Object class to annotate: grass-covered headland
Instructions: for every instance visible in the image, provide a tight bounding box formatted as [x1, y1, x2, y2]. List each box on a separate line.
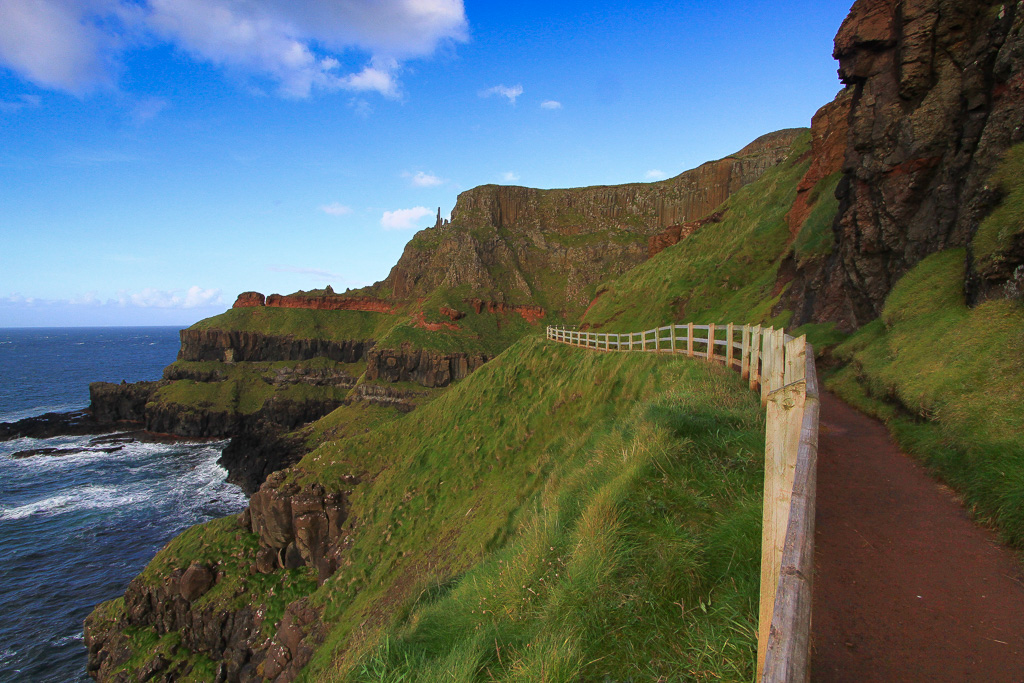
[93, 336, 769, 681]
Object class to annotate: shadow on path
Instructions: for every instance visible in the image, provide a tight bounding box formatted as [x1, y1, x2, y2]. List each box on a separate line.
[811, 392, 1024, 682]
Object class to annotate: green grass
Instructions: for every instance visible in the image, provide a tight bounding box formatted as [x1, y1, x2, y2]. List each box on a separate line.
[826, 248, 1024, 547]
[581, 132, 813, 333]
[90, 335, 768, 682]
[191, 306, 394, 341]
[793, 171, 841, 265]
[260, 336, 769, 682]
[973, 142, 1024, 270]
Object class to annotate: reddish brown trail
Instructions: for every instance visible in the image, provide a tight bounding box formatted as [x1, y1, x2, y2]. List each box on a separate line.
[811, 392, 1024, 683]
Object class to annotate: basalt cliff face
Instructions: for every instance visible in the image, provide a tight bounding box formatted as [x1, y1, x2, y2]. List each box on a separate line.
[379, 129, 803, 313]
[792, 0, 1024, 329]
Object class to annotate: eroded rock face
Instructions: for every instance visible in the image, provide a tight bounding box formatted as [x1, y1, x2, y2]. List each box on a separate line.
[233, 292, 266, 308]
[248, 472, 355, 582]
[647, 211, 725, 258]
[799, 0, 1024, 329]
[85, 564, 262, 683]
[88, 381, 166, 424]
[366, 344, 491, 388]
[178, 329, 371, 363]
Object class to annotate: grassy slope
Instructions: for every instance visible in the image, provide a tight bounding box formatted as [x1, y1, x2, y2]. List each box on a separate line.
[111, 337, 768, 682]
[190, 299, 559, 358]
[827, 248, 1024, 547]
[973, 142, 1024, 270]
[294, 337, 766, 682]
[581, 133, 812, 334]
[152, 358, 365, 415]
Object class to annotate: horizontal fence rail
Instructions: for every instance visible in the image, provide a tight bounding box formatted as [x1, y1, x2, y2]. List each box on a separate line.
[547, 323, 819, 683]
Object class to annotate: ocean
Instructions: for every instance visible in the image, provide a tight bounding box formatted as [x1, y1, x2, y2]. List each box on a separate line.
[0, 327, 248, 682]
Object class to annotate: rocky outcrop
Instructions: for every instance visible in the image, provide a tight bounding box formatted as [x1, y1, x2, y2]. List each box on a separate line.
[233, 291, 266, 308]
[231, 291, 394, 314]
[794, 0, 1024, 329]
[0, 409, 116, 441]
[464, 298, 546, 323]
[247, 472, 355, 582]
[786, 91, 852, 238]
[178, 329, 371, 363]
[89, 380, 166, 424]
[366, 344, 491, 388]
[647, 211, 726, 258]
[379, 130, 804, 312]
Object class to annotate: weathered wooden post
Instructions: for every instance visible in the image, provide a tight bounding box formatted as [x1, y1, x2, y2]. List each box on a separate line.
[757, 377, 807, 680]
[707, 323, 716, 363]
[741, 325, 751, 379]
[671, 324, 677, 353]
[687, 323, 694, 357]
[761, 327, 774, 405]
[726, 323, 735, 368]
[750, 325, 762, 392]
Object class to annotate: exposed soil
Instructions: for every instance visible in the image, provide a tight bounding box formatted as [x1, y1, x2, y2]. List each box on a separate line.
[812, 392, 1024, 682]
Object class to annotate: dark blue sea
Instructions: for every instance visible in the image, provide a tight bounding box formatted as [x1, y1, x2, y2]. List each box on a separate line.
[0, 328, 247, 682]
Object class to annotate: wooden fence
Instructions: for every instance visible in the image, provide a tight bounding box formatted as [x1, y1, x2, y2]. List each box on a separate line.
[546, 323, 820, 683]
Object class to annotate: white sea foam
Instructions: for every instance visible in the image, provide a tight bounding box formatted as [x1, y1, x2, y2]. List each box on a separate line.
[0, 484, 147, 521]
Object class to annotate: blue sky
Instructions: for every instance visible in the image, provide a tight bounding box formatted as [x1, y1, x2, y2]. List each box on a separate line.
[0, 0, 853, 327]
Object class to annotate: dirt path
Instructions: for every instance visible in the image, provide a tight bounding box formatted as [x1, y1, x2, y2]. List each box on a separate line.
[811, 392, 1024, 683]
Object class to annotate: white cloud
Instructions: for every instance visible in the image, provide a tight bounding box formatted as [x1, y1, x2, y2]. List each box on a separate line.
[125, 285, 223, 308]
[131, 96, 169, 123]
[480, 83, 522, 105]
[268, 265, 344, 279]
[0, 93, 42, 113]
[381, 206, 433, 230]
[645, 169, 666, 180]
[501, 171, 520, 183]
[540, 100, 561, 110]
[2, 286, 224, 309]
[0, 0, 468, 98]
[407, 171, 444, 187]
[320, 202, 353, 216]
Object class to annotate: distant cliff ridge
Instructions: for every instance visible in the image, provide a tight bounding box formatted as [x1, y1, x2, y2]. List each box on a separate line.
[378, 128, 805, 312]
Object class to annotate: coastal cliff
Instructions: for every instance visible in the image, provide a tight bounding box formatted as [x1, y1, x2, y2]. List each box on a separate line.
[791, 0, 1024, 329]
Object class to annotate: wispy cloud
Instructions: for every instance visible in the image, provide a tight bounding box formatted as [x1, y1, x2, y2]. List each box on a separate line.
[268, 265, 344, 279]
[130, 96, 169, 124]
[320, 202, 353, 216]
[480, 83, 523, 105]
[0, 0, 468, 99]
[540, 100, 561, 110]
[645, 169, 666, 180]
[0, 94, 41, 113]
[2, 286, 224, 309]
[381, 206, 433, 230]
[501, 171, 520, 183]
[405, 171, 445, 187]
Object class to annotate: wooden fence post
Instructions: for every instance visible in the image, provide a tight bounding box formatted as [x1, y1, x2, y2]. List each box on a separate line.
[750, 325, 762, 392]
[671, 324, 677, 354]
[761, 327, 774, 405]
[741, 325, 751, 379]
[784, 336, 806, 384]
[707, 323, 716, 362]
[773, 329, 786, 392]
[687, 323, 694, 358]
[757, 379, 807, 680]
[726, 323, 735, 368]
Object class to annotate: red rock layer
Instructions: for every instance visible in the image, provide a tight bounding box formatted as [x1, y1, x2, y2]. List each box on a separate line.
[646, 211, 725, 258]
[232, 291, 266, 308]
[231, 291, 395, 314]
[786, 91, 852, 237]
[464, 298, 546, 324]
